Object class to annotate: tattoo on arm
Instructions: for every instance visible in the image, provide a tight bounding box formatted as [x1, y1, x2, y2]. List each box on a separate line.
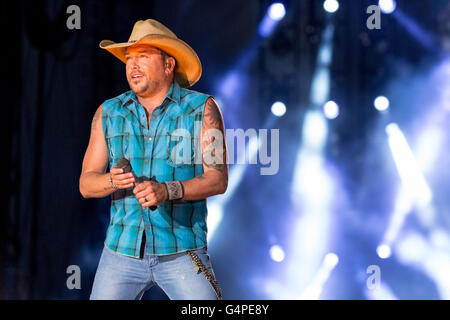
[203, 98, 224, 130]
[202, 157, 225, 173]
[202, 98, 228, 175]
[91, 108, 101, 131]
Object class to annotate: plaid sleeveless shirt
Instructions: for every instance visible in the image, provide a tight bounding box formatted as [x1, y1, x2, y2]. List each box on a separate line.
[101, 81, 210, 257]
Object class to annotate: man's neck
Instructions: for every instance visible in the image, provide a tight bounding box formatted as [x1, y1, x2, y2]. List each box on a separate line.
[136, 81, 172, 112]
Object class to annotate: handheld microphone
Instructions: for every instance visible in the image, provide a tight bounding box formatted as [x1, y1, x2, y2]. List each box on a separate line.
[115, 157, 157, 211]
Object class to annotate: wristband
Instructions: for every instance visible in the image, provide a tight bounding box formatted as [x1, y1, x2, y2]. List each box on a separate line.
[164, 181, 184, 200]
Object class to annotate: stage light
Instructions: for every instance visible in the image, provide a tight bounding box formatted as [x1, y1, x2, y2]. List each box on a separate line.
[311, 69, 330, 106]
[323, 0, 339, 13]
[378, 123, 436, 269]
[378, 0, 396, 14]
[374, 96, 390, 111]
[278, 16, 336, 300]
[268, 2, 286, 21]
[259, 2, 286, 37]
[393, 4, 435, 50]
[385, 123, 432, 206]
[271, 101, 286, 117]
[395, 232, 428, 264]
[377, 243, 392, 259]
[220, 71, 242, 99]
[270, 245, 285, 262]
[323, 100, 339, 119]
[299, 252, 340, 299]
[394, 229, 450, 299]
[302, 111, 328, 150]
[324, 252, 339, 268]
[415, 126, 443, 173]
[310, 24, 335, 105]
[207, 201, 224, 242]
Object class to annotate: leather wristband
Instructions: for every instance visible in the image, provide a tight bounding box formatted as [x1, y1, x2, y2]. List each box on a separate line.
[163, 181, 184, 200]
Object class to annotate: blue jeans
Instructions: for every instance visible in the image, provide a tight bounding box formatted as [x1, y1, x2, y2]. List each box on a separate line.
[90, 245, 221, 300]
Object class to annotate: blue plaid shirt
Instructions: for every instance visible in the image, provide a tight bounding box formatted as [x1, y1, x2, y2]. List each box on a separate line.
[101, 81, 210, 257]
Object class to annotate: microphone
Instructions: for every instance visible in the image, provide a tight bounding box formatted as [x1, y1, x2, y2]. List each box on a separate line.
[115, 157, 157, 211]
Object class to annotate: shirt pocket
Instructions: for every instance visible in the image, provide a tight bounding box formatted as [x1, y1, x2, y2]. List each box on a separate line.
[105, 132, 130, 161]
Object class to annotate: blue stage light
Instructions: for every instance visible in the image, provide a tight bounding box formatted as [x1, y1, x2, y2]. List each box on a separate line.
[271, 101, 286, 117]
[377, 244, 392, 259]
[268, 2, 286, 21]
[259, 2, 286, 37]
[323, 100, 339, 119]
[378, 0, 396, 14]
[323, 0, 339, 13]
[270, 245, 285, 262]
[374, 96, 390, 111]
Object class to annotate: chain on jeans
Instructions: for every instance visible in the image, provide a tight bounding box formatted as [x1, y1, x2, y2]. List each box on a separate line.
[186, 250, 223, 300]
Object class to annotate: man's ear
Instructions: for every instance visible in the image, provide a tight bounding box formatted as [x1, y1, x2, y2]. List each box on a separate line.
[166, 57, 176, 74]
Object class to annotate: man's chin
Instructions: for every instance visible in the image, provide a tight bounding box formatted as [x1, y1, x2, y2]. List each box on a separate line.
[129, 84, 148, 96]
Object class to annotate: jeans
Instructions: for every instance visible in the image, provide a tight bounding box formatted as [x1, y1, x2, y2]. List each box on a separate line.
[90, 245, 220, 300]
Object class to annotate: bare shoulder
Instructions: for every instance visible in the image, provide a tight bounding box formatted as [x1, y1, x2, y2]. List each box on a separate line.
[203, 97, 224, 130]
[91, 104, 103, 132]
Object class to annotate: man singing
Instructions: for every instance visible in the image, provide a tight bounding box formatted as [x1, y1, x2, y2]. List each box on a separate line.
[79, 19, 228, 300]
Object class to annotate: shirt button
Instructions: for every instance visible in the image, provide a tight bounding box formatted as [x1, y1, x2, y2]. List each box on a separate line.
[148, 137, 152, 141]
[145, 159, 149, 163]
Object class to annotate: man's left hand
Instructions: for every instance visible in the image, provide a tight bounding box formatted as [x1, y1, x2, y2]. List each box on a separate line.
[133, 181, 167, 208]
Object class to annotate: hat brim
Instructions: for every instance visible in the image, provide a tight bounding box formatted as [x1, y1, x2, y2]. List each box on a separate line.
[99, 34, 202, 88]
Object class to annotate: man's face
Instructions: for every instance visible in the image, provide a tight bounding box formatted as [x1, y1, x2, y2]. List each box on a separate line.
[125, 45, 168, 97]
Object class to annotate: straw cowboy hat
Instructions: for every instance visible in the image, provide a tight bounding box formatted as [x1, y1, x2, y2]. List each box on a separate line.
[99, 19, 202, 88]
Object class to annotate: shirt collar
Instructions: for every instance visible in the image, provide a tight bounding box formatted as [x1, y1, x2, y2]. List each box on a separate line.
[125, 80, 181, 107]
[166, 80, 181, 105]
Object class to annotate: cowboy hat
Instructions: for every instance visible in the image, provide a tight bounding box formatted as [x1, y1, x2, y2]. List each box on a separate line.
[99, 19, 202, 88]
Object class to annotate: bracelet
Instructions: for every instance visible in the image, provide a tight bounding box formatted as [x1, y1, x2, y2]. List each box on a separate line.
[109, 173, 117, 189]
[163, 181, 184, 200]
[162, 183, 169, 201]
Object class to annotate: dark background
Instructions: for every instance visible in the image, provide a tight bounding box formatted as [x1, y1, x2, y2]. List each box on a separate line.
[2, 0, 450, 299]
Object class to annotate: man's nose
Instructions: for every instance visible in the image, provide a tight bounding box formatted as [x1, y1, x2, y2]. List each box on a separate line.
[128, 63, 140, 74]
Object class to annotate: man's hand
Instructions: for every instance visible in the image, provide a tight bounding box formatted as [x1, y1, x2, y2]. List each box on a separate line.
[133, 181, 168, 208]
[109, 167, 136, 189]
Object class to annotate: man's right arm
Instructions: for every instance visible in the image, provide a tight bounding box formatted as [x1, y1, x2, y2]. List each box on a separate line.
[79, 105, 135, 198]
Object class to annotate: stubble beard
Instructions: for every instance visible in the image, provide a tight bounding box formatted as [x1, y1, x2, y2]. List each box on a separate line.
[129, 77, 161, 98]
